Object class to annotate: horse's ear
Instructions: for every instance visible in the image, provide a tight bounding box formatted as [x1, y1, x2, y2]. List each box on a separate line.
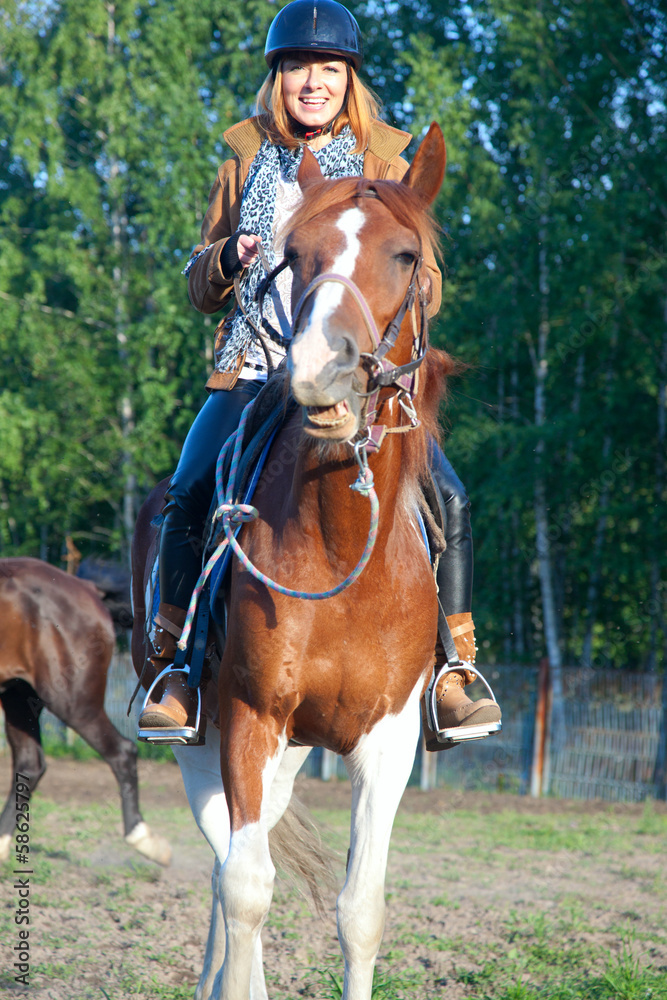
[298, 146, 323, 190]
[401, 122, 446, 205]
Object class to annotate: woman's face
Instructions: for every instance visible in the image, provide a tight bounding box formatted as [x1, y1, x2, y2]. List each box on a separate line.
[281, 53, 348, 129]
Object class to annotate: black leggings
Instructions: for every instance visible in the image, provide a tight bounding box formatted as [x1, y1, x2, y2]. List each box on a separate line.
[160, 384, 473, 617]
[159, 381, 263, 610]
[430, 444, 473, 616]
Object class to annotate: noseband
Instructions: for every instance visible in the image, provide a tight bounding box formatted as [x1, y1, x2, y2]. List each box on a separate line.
[254, 217, 430, 454]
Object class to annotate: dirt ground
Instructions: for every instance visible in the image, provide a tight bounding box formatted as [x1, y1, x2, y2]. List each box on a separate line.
[24, 753, 667, 817]
[1, 755, 666, 999]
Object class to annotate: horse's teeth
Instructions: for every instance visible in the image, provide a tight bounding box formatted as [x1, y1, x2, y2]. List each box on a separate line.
[307, 401, 350, 428]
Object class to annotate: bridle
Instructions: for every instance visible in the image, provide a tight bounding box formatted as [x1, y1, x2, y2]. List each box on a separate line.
[248, 192, 431, 454]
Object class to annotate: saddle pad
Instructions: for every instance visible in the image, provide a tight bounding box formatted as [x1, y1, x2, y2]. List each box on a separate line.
[209, 423, 281, 623]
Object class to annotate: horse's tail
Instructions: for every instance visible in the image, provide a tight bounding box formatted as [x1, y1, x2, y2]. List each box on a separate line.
[269, 794, 339, 917]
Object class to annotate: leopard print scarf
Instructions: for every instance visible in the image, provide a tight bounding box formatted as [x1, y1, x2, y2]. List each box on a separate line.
[216, 127, 364, 374]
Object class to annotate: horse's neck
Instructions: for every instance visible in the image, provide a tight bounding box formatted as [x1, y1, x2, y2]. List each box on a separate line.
[294, 435, 408, 538]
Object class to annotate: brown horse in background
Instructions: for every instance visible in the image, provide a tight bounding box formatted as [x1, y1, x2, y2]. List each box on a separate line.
[0, 557, 170, 866]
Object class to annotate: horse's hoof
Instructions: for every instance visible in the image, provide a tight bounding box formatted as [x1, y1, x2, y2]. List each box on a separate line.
[0, 833, 11, 864]
[125, 821, 172, 867]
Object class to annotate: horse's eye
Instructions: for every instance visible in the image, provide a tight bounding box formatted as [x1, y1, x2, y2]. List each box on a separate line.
[286, 251, 299, 269]
[395, 252, 417, 267]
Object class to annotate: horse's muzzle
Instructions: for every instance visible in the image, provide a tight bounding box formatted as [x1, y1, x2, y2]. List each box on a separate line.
[288, 321, 361, 438]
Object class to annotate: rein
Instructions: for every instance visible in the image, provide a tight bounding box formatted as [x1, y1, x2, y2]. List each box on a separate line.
[233, 243, 292, 378]
[177, 405, 380, 652]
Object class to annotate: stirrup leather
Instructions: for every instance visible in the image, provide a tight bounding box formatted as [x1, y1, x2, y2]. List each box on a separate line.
[425, 662, 502, 747]
[137, 665, 205, 746]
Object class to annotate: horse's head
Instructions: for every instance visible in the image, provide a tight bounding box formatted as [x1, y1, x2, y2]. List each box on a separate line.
[285, 123, 446, 442]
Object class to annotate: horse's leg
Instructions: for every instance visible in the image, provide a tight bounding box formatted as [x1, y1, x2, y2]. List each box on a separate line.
[217, 713, 288, 1000]
[172, 729, 231, 1000]
[0, 682, 45, 864]
[58, 704, 170, 865]
[338, 682, 423, 1000]
[173, 731, 308, 1000]
[265, 744, 312, 827]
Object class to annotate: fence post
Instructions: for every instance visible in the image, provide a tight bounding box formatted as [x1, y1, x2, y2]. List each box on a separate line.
[420, 735, 437, 791]
[530, 657, 550, 797]
[321, 748, 337, 781]
[653, 675, 667, 800]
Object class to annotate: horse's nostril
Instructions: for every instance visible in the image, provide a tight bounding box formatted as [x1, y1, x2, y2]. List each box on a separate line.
[343, 336, 357, 365]
[337, 333, 359, 372]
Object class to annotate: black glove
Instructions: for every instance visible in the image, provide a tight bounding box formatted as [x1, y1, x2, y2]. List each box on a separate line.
[220, 229, 257, 279]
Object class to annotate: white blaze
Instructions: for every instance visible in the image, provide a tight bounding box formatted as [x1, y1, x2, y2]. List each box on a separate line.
[290, 206, 365, 390]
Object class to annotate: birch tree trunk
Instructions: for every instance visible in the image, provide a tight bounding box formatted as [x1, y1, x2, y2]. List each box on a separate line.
[532, 198, 566, 773]
[581, 317, 619, 667]
[107, 2, 137, 567]
[648, 292, 667, 670]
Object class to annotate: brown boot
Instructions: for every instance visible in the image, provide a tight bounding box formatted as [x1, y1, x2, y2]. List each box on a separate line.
[138, 604, 198, 730]
[423, 613, 501, 751]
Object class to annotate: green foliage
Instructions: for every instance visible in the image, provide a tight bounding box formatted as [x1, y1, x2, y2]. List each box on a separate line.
[41, 732, 175, 762]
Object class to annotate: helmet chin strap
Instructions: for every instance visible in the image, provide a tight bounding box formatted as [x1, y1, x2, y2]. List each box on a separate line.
[291, 116, 336, 141]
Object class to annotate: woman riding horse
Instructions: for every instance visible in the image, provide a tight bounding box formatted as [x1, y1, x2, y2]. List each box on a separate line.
[138, 0, 501, 744]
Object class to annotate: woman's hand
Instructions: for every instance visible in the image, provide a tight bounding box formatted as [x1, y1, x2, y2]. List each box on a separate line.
[237, 233, 261, 268]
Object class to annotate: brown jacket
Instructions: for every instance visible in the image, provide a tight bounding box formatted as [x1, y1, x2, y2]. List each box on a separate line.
[185, 117, 442, 390]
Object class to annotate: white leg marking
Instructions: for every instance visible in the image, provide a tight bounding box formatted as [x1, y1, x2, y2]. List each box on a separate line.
[124, 820, 171, 866]
[174, 733, 311, 1000]
[218, 737, 288, 1000]
[173, 730, 232, 1000]
[290, 207, 366, 388]
[338, 680, 423, 1000]
[173, 729, 230, 860]
[0, 832, 11, 864]
[265, 744, 312, 830]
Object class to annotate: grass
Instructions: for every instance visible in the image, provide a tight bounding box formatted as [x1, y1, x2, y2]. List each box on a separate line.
[390, 803, 667, 858]
[42, 731, 176, 762]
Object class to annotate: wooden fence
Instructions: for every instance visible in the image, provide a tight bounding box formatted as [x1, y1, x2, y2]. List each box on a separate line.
[549, 670, 664, 802]
[2, 655, 665, 802]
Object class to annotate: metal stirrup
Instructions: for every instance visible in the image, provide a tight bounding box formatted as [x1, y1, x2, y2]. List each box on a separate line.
[425, 662, 502, 746]
[137, 665, 203, 746]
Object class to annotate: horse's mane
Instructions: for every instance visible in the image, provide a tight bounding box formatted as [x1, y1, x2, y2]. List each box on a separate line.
[401, 347, 456, 487]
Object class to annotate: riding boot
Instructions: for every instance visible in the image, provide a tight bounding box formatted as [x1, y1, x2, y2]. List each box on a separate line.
[138, 603, 199, 729]
[423, 613, 502, 751]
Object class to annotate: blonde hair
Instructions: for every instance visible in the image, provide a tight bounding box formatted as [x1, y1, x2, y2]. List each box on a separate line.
[255, 58, 381, 154]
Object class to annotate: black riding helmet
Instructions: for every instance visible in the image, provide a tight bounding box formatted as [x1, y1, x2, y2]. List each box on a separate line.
[264, 0, 363, 73]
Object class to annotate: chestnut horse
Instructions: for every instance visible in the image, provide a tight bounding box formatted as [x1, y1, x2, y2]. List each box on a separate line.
[131, 123, 450, 999]
[0, 558, 170, 866]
